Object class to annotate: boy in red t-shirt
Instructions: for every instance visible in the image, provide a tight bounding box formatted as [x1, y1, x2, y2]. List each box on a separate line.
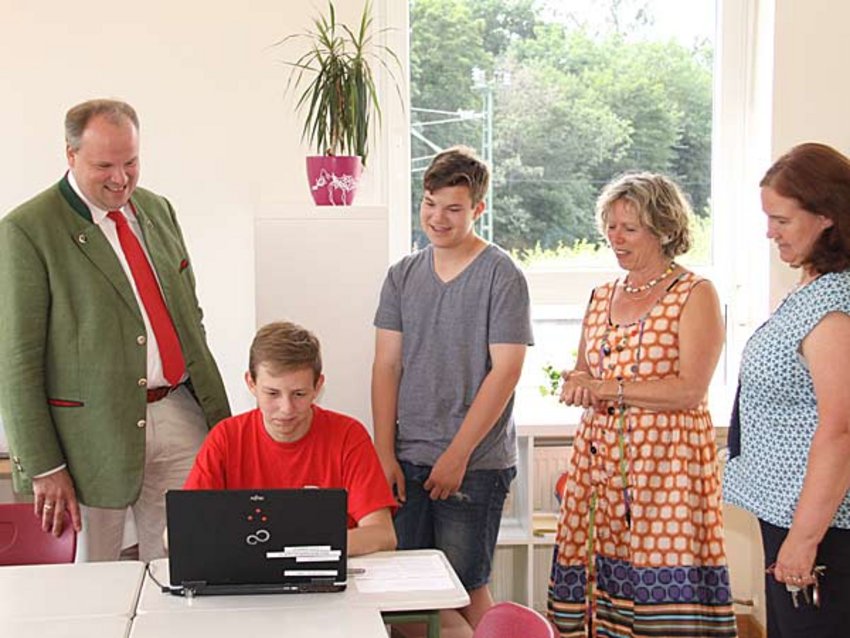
[184, 321, 397, 556]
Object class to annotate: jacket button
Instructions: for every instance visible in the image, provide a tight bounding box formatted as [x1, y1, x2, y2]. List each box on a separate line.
[137, 419, 146, 428]
[137, 335, 146, 345]
[138, 378, 147, 387]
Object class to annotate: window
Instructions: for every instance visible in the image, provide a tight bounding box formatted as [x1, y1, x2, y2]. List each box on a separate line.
[406, 0, 769, 424]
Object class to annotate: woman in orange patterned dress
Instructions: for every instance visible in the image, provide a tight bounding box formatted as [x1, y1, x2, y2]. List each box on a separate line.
[547, 173, 737, 638]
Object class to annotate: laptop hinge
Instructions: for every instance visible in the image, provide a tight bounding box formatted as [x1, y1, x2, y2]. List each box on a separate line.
[179, 580, 208, 598]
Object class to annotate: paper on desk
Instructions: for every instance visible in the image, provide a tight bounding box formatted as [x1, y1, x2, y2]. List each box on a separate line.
[353, 555, 455, 593]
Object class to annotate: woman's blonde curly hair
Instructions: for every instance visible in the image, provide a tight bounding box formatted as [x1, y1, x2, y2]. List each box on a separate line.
[596, 172, 694, 258]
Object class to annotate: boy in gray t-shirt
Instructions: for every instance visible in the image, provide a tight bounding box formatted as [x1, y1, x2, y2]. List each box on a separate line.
[372, 145, 532, 632]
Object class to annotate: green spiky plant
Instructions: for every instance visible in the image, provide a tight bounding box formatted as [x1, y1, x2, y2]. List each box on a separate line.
[275, 0, 401, 166]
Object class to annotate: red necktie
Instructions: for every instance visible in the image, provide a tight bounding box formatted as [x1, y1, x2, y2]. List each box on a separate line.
[108, 210, 186, 386]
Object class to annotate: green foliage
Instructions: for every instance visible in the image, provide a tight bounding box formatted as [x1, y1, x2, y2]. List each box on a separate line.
[470, 0, 538, 57]
[511, 212, 713, 269]
[539, 363, 562, 396]
[680, 210, 712, 266]
[512, 238, 610, 270]
[410, 0, 489, 113]
[275, 0, 401, 165]
[410, 0, 714, 254]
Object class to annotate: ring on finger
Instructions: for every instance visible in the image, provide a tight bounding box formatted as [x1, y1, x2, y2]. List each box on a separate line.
[44, 503, 55, 511]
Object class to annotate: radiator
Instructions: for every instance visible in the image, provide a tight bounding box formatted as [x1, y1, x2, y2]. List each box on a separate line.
[533, 445, 572, 512]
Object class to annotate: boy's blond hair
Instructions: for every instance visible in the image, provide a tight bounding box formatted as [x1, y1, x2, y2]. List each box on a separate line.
[249, 321, 322, 384]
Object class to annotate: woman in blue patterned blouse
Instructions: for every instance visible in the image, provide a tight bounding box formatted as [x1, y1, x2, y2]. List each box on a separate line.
[723, 143, 850, 637]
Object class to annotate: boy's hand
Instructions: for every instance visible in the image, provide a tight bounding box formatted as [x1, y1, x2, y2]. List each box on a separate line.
[424, 448, 468, 500]
[378, 452, 407, 504]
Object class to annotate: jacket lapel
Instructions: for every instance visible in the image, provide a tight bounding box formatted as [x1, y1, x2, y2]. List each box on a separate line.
[58, 176, 143, 322]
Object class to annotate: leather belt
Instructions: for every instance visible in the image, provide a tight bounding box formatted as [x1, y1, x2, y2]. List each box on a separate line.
[146, 384, 180, 403]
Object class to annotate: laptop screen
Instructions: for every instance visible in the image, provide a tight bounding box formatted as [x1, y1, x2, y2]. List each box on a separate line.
[166, 488, 348, 595]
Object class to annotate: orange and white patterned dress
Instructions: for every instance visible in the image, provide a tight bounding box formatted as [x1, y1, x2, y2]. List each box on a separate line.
[548, 272, 737, 638]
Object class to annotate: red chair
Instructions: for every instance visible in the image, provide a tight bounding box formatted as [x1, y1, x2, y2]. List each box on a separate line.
[0, 502, 76, 565]
[473, 602, 556, 638]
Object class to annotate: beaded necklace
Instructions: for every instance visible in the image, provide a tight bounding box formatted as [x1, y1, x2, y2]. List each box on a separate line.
[623, 261, 676, 294]
[596, 317, 645, 523]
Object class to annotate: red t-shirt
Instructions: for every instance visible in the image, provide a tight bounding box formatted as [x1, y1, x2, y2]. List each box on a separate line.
[184, 405, 396, 528]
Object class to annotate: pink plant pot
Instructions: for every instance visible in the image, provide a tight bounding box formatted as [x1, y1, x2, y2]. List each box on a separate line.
[306, 156, 363, 206]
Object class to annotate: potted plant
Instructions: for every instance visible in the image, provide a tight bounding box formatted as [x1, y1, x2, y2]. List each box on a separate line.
[276, 0, 400, 206]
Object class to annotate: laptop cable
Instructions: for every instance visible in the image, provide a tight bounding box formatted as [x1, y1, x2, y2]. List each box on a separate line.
[145, 561, 188, 597]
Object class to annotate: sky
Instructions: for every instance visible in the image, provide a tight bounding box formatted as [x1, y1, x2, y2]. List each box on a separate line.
[540, 0, 716, 46]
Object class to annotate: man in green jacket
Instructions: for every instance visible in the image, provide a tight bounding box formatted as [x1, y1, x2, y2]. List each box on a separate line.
[0, 99, 230, 562]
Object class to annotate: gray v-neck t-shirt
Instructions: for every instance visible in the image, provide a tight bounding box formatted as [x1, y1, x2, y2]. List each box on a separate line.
[374, 244, 533, 470]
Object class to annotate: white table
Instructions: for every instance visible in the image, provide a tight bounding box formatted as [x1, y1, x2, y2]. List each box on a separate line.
[3, 616, 131, 638]
[137, 550, 469, 638]
[350, 550, 470, 638]
[0, 560, 145, 620]
[130, 606, 386, 638]
[349, 549, 470, 613]
[137, 549, 468, 615]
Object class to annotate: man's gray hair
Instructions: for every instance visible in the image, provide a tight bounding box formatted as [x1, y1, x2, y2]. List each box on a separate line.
[65, 99, 139, 151]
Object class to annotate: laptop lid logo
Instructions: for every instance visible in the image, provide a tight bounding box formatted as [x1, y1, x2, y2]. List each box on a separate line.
[246, 529, 270, 545]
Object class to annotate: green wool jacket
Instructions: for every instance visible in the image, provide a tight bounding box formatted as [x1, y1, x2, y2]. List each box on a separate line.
[0, 176, 231, 507]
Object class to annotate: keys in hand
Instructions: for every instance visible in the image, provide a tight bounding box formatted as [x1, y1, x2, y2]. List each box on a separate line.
[783, 564, 826, 609]
[785, 583, 801, 608]
[811, 565, 825, 608]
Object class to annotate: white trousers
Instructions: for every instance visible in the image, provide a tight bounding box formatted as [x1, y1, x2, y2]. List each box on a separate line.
[74, 386, 208, 563]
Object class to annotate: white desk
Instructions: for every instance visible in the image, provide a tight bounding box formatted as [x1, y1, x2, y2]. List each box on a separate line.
[130, 606, 387, 638]
[4, 616, 131, 638]
[137, 549, 468, 615]
[0, 561, 145, 620]
[349, 550, 470, 613]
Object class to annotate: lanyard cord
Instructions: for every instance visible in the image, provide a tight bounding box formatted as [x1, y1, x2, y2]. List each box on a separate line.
[585, 310, 646, 628]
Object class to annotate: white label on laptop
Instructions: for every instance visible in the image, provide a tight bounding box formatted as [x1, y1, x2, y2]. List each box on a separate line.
[284, 569, 338, 577]
[285, 545, 332, 554]
[266, 546, 341, 561]
[294, 553, 341, 562]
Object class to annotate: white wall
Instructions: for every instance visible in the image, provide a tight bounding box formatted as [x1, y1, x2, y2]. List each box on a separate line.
[254, 206, 390, 426]
[768, 0, 850, 304]
[0, 0, 400, 415]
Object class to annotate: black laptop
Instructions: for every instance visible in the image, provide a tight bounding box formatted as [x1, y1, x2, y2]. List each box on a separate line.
[165, 488, 348, 597]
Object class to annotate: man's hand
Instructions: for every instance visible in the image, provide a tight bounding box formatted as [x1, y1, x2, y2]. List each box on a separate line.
[32, 469, 82, 537]
[424, 448, 469, 500]
[378, 451, 407, 504]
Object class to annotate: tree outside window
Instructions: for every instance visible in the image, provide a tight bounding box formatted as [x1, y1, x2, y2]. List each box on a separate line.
[410, 0, 714, 269]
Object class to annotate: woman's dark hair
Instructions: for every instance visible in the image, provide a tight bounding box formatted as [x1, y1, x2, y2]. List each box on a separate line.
[761, 142, 850, 273]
